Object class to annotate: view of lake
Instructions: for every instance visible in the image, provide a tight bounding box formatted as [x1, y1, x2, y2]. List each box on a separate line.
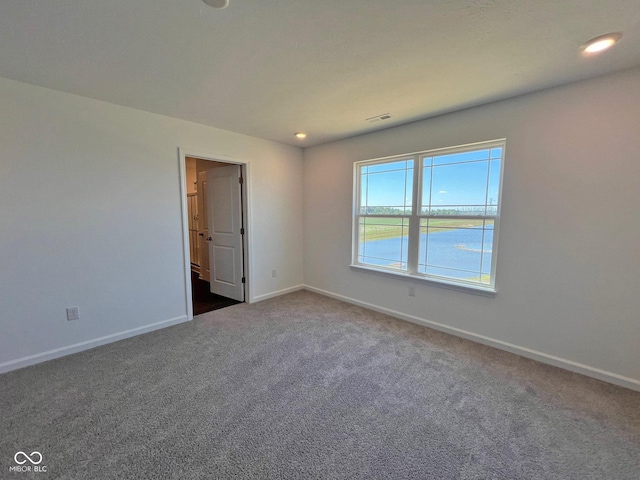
[359, 226, 493, 281]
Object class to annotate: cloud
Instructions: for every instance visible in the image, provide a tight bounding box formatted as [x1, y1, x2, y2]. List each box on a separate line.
[438, 190, 447, 194]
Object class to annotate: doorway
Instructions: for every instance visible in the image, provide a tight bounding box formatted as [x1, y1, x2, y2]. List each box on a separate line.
[182, 153, 248, 317]
[190, 270, 241, 315]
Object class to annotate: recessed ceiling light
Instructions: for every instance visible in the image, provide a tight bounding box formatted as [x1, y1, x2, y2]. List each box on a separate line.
[203, 0, 229, 8]
[581, 32, 622, 54]
[294, 132, 307, 139]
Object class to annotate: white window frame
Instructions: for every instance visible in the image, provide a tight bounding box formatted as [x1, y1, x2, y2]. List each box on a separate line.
[351, 139, 506, 294]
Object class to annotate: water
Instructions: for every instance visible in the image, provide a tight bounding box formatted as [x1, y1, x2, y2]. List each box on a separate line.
[359, 227, 493, 281]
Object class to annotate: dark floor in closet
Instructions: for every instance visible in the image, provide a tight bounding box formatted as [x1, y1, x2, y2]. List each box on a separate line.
[191, 271, 241, 315]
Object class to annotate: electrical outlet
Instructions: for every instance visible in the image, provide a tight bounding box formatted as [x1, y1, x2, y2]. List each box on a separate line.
[408, 286, 416, 297]
[66, 307, 80, 321]
[272, 269, 277, 277]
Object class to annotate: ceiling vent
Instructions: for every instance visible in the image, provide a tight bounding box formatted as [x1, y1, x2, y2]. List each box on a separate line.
[366, 113, 393, 123]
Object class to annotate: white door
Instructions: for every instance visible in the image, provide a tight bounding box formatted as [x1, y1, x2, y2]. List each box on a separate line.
[196, 171, 210, 282]
[207, 164, 245, 301]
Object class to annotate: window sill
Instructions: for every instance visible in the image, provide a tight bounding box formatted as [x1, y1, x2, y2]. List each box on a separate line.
[349, 264, 497, 297]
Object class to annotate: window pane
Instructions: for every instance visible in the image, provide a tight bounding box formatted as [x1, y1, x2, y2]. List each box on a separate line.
[486, 159, 501, 212]
[418, 219, 493, 284]
[429, 161, 489, 215]
[480, 220, 494, 278]
[359, 159, 413, 215]
[360, 170, 368, 214]
[433, 149, 490, 166]
[358, 217, 409, 270]
[421, 159, 432, 214]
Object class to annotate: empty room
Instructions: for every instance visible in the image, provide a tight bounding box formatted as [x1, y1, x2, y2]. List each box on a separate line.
[1, 1, 639, 479]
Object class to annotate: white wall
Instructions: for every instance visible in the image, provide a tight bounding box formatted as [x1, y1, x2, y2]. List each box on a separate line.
[0, 77, 304, 371]
[303, 67, 640, 389]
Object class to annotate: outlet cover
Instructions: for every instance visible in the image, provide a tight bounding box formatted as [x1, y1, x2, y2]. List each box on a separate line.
[66, 307, 80, 321]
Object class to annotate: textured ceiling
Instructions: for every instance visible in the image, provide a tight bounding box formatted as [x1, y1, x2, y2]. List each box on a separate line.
[1, 0, 639, 146]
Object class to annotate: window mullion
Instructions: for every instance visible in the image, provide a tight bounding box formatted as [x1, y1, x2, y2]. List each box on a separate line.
[406, 156, 421, 274]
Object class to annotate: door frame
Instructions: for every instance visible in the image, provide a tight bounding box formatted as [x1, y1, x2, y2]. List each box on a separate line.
[178, 148, 252, 320]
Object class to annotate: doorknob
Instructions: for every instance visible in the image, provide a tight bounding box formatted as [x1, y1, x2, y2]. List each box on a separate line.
[198, 233, 204, 237]
[205, 237, 212, 242]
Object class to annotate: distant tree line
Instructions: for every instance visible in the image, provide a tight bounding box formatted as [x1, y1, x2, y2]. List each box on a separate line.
[430, 207, 489, 216]
[362, 206, 406, 215]
[363, 206, 489, 216]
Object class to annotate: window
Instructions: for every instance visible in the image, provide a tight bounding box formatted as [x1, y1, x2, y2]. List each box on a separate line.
[353, 140, 505, 292]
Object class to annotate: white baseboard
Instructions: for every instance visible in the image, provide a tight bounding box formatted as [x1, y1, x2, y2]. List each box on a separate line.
[251, 284, 305, 303]
[303, 285, 640, 392]
[0, 315, 190, 374]
[1, 282, 306, 373]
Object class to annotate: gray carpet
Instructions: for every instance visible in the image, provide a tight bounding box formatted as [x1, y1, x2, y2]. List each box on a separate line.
[1, 291, 639, 479]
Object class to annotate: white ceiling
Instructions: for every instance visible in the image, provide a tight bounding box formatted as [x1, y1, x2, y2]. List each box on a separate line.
[1, 0, 639, 147]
